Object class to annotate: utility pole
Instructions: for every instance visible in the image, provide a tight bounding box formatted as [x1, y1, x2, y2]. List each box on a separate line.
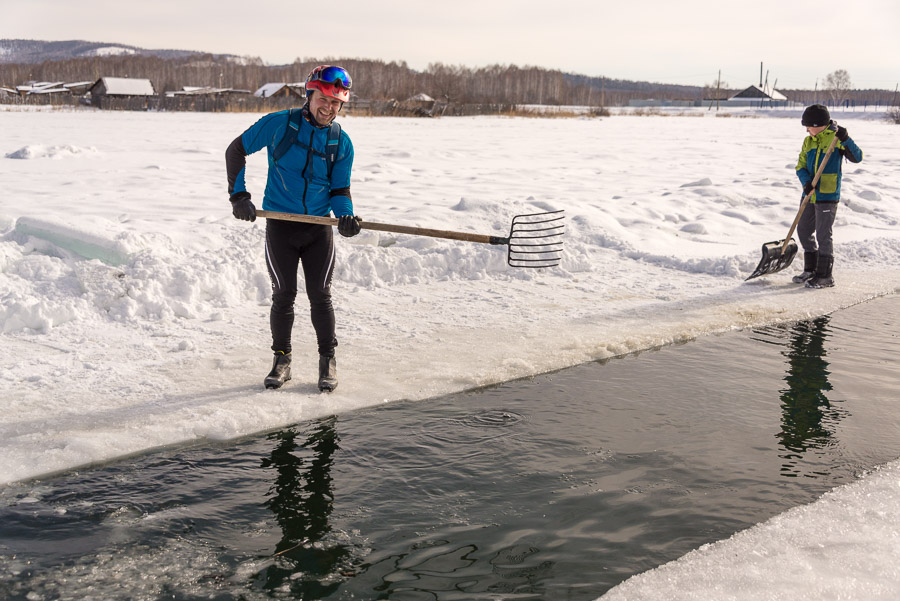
[716, 69, 721, 111]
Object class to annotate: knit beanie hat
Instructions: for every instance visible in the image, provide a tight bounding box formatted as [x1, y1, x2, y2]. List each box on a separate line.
[801, 104, 831, 127]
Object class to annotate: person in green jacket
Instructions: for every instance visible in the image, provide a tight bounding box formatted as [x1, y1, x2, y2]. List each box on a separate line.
[793, 104, 863, 288]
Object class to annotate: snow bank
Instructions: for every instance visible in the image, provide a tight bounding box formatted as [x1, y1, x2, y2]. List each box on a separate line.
[1, 110, 899, 487]
[5, 144, 97, 159]
[600, 459, 900, 600]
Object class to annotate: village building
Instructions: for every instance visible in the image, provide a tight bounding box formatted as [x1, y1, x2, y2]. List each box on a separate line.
[14, 81, 64, 97]
[28, 84, 71, 98]
[726, 84, 790, 107]
[163, 85, 253, 111]
[63, 81, 94, 95]
[253, 82, 306, 99]
[88, 77, 156, 110]
[400, 92, 437, 116]
[168, 86, 252, 97]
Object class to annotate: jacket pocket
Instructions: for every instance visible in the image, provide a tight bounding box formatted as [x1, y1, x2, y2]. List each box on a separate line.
[819, 173, 838, 194]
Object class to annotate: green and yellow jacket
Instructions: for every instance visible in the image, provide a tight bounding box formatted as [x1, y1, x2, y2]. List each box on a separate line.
[796, 127, 863, 203]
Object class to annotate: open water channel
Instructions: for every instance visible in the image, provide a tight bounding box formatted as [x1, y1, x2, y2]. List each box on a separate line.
[1, 294, 899, 600]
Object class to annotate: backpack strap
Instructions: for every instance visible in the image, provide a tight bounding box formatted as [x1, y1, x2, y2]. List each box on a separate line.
[272, 109, 343, 180]
[325, 121, 342, 179]
[272, 108, 303, 162]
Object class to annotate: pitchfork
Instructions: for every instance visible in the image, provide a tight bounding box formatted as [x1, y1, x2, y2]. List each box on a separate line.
[256, 209, 565, 268]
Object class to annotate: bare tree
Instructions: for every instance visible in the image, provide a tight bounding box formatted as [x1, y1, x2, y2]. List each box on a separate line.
[702, 75, 729, 100]
[426, 62, 465, 103]
[824, 69, 852, 107]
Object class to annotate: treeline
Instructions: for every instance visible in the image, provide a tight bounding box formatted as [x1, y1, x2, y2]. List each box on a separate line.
[0, 53, 709, 106]
[3, 53, 897, 108]
[780, 88, 899, 108]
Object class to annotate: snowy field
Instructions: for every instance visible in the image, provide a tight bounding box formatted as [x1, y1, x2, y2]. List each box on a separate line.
[2, 106, 900, 598]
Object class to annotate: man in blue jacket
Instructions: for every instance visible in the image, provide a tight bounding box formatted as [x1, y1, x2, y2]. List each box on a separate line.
[225, 65, 361, 391]
[794, 104, 863, 288]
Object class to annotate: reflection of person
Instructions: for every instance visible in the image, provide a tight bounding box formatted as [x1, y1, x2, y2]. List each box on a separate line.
[776, 316, 844, 474]
[793, 104, 863, 288]
[260, 417, 347, 596]
[225, 65, 362, 391]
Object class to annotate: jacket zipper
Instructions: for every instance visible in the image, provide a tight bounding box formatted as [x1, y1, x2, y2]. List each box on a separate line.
[811, 132, 826, 197]
[300, 127, 315, 214]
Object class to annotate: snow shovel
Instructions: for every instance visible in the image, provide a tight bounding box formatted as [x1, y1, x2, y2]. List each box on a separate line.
[256, 209, 565, 268]
[745, 134, 839, 281]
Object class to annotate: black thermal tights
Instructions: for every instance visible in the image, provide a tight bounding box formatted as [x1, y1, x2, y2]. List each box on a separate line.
[265, 219, 337, 357]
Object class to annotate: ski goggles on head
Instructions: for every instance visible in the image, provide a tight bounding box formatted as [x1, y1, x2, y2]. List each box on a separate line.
[313, 66, 352, 89]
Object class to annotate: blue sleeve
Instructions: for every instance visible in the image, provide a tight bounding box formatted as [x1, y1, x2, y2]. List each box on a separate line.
[241, 111, 286, 155]
[841, 138, 863, 164]
[230, 111, 288, 194]
[329, 134, 355, 217]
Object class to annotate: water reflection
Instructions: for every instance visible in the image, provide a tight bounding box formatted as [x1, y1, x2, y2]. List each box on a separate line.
[257, 416, 349, 596]
[776, 316, 847, 477]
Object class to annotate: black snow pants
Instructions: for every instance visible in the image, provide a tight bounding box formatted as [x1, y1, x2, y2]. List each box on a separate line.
[265, 218, 337, 357]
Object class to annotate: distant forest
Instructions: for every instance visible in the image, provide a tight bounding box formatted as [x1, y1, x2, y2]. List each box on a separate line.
[2, 52, 896, 108]
[1, 53, 715, 106]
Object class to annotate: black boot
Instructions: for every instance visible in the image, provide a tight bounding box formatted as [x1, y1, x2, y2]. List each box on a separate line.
[806, 254, 834, 288]
[264, 352, 292, 389]
[318, 354, 337, 392]
[792, 251, 818, 283]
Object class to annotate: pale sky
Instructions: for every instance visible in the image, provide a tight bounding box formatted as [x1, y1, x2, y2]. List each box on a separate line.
[3, 0, 899, 89]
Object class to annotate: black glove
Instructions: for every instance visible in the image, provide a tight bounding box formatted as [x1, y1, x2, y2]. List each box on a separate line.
[230, 192, 256, 222]
[802, 182, 815, 198]
[828, 120, 849, 142]
[835, 125, 849, 142]
[338, 215, 362, 237]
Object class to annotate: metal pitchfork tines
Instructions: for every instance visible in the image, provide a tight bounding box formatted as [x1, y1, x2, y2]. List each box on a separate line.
[498, 210, 566, 268]
[256, 208, 566, 269]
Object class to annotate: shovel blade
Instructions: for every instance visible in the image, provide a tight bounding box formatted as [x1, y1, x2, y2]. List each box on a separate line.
[745, 239, 799, 281]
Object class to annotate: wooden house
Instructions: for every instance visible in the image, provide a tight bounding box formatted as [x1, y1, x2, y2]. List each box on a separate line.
[64, 81, 94, 95]
[88, 77, 155, 110]
[400, 93, 437, 116]
[254, 83, 306, 99]
[164, 86, 253, 111]
[728, 85, 788, 106]
[15, 81, 63, 97]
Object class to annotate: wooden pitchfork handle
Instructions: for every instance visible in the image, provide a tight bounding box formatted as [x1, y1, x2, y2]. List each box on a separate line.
[256, 209, 507, 245]
[779, 133, 839, 254]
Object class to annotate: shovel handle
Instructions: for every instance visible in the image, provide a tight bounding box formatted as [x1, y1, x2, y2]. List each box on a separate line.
[781, 134, 840, 253]
[256, 209, 502, 245]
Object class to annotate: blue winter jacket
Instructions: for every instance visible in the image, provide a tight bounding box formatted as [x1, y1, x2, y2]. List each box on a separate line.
[795, 127, 863, 203]
[228, 108, 354, 216]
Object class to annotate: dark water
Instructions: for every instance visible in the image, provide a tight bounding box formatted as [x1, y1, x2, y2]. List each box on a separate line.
[2, 295, 900, 601]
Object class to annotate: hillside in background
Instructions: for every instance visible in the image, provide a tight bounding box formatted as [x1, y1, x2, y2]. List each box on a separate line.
[0, 38, 252, 64]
